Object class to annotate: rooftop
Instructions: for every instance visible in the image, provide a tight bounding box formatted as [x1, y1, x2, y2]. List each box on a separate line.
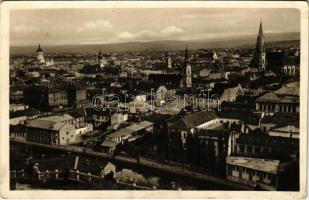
[107, 121, 153, 139]
[168, 111, 218, 130]
[227, 156, 280, 174]
[236, 133, 299, 148]
[26, 119, 67, 131]
[274, 82, 299, 96]
[101, 140, 120, 148]
[261, 113, 299, 126]
[41, 114, 73, 122]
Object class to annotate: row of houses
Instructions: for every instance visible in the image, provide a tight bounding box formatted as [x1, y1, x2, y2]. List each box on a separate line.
[10, 110, 94, 145]
[164, 108, 299, 190]
[101, 121, 154, 154]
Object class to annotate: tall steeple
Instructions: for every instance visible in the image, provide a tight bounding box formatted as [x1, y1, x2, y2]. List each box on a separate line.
[184, 45, 189, 62]
[259, 19, 264, 35]
[251, 19, 266, 71]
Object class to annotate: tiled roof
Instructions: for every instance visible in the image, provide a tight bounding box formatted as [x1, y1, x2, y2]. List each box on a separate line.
[107, 121, 153, 139]
[257, 92, 298, 103]
[26, 119, 73, 131]
[67, 110, 85, 118]
[10, 108, 41, 119]
[261, 113, 298, 125]
[101, 140, 119, 148]
[10, 124, 26, 133]
[270, 124, 299, 133]
[168, 111, 218, 130]
[236, 133, 299, 148]
[216, 110, 259, 121]
[42, 114, 73, 122]
[274, 82, 299, 96]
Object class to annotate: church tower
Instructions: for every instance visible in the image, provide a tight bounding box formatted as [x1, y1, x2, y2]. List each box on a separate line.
[252, 20, 266, 71]
[181, 46, 192, 88]
[167, 57, 172, 69]
[97, 51, 105, 68]
[36, 44, 45, 65]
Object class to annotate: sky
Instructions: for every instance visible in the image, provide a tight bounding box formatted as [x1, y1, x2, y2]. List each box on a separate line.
[10, 8, 300, 46]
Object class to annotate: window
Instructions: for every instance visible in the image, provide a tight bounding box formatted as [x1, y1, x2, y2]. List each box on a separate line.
[263, 173, 269, 179]
[239, 145, 244, 153]
[255, 147, 260, 154]
[247, 146, 252, 154]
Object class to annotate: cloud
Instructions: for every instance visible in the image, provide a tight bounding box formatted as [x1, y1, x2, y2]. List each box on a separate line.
[161, 26, 183, 35]
[182, 14, 198, 19]
[13, 25, 40, 33]
[117, 26, 184, 42]
[118, 29, 157, 41]
[118, 31, 134, 39]
[76, 20, 114, 33]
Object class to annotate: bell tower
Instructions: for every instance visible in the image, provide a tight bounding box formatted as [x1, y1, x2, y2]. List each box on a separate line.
[36, 44, 45, 65]
[97, 51, 105, 68]
[181, 46, 192, 88]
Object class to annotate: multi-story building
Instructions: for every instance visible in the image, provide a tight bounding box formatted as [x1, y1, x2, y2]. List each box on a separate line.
[101, 121, 153, 154]
[226, 156, 281, 190]
[231, 133, 299, 160]
[255, 82, 299, 113]
[25, 118, 76, 145]
[167, 111, 219, 144]
[260, 112, 299, 135]
[24, 85, 68, 111]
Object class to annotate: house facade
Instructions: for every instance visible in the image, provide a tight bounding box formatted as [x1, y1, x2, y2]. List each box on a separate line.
[226, 156, 281, 191]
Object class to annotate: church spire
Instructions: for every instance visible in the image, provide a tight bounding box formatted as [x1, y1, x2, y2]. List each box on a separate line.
[37, 44, 43, 52]
[252, 20, 266, 71]
[184, 45, 189, 62]
[259, 19, 263, 35]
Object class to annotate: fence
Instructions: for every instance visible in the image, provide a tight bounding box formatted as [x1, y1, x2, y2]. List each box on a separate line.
[11, 138, 252, 190]
[10, 169, 154, 190]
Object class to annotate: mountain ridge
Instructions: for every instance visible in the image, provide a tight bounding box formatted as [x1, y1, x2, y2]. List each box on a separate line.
[10, 32, 300, 55]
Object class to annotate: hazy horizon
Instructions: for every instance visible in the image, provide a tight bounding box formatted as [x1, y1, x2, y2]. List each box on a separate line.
[10, 8, 300, 46]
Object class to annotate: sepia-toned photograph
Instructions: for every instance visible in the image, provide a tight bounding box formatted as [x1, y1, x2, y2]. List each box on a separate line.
[0, 1, 308, 199]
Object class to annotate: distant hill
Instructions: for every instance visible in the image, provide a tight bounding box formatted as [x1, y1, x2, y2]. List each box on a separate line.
[10, 32, 300, 55]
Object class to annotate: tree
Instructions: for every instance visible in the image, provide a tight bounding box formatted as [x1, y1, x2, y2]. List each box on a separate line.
[185, 134, 194, 164]
[206, 139, 216, 173]
[192, 135, 201, 166]
[216, 133, 226, 176]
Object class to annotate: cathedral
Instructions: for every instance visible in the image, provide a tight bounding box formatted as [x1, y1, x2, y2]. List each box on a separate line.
[251, 20, 266, 71]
